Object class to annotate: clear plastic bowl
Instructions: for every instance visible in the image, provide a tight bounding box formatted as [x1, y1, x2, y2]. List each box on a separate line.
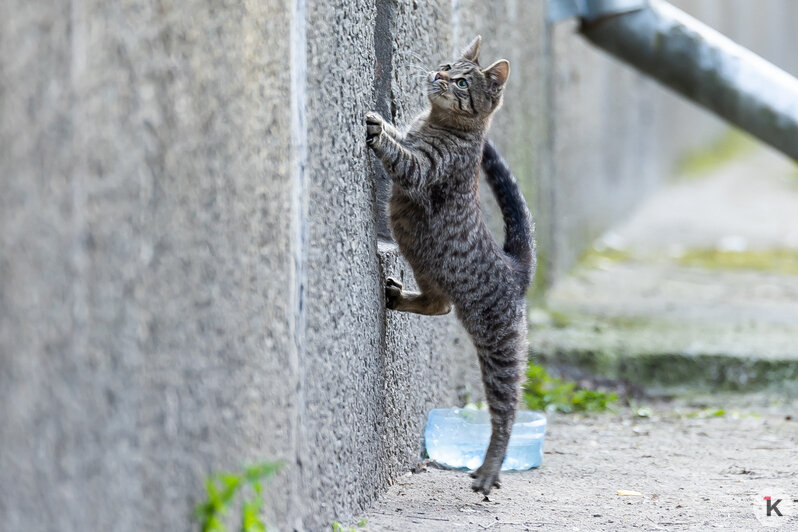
[425, 408, 546, 471]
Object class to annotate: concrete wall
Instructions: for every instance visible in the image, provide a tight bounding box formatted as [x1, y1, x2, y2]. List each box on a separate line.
[1, 1, 796, 531]
[539, 0, 798, 282]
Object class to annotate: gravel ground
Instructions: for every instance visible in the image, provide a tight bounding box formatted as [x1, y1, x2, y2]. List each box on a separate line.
[356, 398, 798, 531]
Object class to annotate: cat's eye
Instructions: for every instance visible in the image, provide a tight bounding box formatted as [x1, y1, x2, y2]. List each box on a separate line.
[440, 64, 451, 71]
[456, 79, 468, 89]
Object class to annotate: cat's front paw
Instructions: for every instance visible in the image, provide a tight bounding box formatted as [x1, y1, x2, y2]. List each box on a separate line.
[365, 112, 384, 146]
[385, 277, 403, 310]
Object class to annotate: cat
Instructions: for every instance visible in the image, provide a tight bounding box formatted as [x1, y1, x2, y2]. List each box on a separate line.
[365, 35, 534, 495]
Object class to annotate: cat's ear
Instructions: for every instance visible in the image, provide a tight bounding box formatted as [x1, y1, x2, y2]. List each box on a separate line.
[461, 35, 481, 64]
[483, 59, 510, 89]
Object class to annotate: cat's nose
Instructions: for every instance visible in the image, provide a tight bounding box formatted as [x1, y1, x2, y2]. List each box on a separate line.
[434, 71, 448, 81]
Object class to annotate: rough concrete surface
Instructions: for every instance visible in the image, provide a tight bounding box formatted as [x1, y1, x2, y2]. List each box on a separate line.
[2, 1, 305, 530]
[358, 397, 798, 531]
[2, 1, 798, 531]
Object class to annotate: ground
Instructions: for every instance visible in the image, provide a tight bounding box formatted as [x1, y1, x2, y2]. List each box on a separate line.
[356, 396, 798, 531]
[352, 144, 798, 531]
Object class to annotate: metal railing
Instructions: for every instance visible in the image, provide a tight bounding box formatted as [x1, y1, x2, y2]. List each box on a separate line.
[548, 0, 798, 160]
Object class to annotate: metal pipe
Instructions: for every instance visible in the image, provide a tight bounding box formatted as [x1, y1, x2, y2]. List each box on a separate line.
[578, 0, 798, 160]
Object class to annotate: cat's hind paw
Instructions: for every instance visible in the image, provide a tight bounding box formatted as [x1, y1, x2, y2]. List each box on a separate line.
[366, 112, 384, 146]
[470, 466, 501, 495]
[385, 277, 403, 310]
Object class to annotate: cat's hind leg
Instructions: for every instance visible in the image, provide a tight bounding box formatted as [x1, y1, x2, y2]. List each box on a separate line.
[471, 339, 524, 495]
[385, 277, 451, 315]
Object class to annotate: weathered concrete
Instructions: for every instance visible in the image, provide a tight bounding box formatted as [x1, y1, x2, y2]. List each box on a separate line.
[2, 1, 797, 531]
[356, 396, 798, 531]
[0, 1, 476, 530]
[533, 146, 798, 392]
[2, 1, 307, 529]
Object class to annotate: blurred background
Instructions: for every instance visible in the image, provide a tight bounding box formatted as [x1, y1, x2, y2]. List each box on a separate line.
[1, 1, 796, 530]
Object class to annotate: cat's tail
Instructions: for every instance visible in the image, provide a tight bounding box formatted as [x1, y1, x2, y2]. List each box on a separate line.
[481, 139, 535, 288]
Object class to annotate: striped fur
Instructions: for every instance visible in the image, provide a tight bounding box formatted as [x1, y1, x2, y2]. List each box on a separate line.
[481, 138, 534, 287]
[366, 36, 534, 495]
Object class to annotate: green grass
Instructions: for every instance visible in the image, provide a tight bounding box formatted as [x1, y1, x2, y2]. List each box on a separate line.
[194, 461, 282, 532]
[678, 248, 798, 275]
[331, 519, 367, 532]
[523, 362, 618, 413]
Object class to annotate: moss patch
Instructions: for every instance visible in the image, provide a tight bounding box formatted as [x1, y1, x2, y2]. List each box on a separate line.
[677, 128, 756, 178]
[535, 345, 798, 393]
[577, 246, 631, 269]
[678, 248, 798, 275]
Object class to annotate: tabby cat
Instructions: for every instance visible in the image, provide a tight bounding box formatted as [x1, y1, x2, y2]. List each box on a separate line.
[366, 36, 534, 495]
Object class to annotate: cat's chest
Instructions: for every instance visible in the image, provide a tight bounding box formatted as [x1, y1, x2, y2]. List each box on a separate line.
[406, 132, 479, 175]
[390, 186, 476, 232]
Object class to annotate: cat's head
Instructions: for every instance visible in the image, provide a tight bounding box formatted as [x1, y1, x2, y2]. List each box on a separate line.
[426, 36, 510, 124]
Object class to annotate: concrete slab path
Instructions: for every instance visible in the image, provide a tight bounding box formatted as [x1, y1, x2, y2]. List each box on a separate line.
[531, 144, 798, 391]
[355, 398, 798, 531]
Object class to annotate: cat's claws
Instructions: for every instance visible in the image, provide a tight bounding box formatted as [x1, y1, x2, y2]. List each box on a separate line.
[385, 277, 403, 310]
[470, 466, 501, 495]
[366, 112, 384, 146]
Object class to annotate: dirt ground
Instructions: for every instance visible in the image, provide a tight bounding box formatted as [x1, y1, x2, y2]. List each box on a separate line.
[356, 397, 798, 531]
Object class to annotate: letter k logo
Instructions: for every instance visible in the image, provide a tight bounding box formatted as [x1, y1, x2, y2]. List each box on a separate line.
[765, 496, 783, 517]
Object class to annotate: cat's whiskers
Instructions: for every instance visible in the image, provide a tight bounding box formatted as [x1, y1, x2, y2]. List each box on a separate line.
[402, 63, 431, 75]
[405, 50, 433, 68]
